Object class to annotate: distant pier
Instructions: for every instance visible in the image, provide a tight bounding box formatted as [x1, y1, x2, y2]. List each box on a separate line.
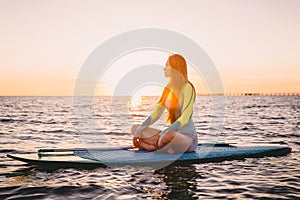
[197, 93, 300, 96]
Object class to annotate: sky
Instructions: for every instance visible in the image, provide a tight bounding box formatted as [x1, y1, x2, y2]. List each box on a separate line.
[0, 0, 299, 96]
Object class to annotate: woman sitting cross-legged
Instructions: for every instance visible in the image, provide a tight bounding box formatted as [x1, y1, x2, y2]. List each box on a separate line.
[131, 54, 198, 154]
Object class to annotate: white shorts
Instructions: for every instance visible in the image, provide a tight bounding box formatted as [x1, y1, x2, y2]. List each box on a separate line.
[179, 132, 198, 152]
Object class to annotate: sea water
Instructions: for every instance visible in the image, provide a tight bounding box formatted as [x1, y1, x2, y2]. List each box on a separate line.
[0, 96, 299, 199]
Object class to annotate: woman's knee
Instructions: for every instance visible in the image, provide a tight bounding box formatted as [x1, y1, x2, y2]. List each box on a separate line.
[164, 130, 177, 141]
[131, 124, 140, 133]
[159, 130, 177, 146]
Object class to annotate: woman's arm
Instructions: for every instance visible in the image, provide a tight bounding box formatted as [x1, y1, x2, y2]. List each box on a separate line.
[137, 103, 165, 132]
[136, 86, 169, 132]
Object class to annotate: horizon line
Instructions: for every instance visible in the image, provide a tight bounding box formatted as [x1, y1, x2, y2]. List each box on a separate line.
[0, 92, 299, 97]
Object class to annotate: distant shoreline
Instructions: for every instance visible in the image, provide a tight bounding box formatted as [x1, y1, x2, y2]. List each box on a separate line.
[0, 93, 299, 97]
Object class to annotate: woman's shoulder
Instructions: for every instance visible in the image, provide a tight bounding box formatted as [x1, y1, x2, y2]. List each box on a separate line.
[182, 82, 194, 92]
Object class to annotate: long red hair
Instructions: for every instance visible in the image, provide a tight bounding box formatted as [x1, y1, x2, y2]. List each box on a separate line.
[158, 54, 195, 124]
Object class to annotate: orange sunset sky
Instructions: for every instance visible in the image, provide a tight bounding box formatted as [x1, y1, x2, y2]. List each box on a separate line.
[0, 0, 299, 96]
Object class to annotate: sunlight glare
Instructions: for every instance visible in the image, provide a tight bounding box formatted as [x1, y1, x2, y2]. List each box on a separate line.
[129, 85, 163, 108]
[130, 93, 143, 107]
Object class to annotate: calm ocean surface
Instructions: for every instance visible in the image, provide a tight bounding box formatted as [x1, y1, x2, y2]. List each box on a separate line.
[0, 96, 299, 199]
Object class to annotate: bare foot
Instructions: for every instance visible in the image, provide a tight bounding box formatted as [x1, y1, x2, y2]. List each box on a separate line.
[167, 148, 175, 154]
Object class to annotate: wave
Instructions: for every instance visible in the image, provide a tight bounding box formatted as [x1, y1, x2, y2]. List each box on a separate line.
[0, 149, 18, 153]
[40, 129, 65, 134]
[261, 116, 286, 120]
[243, 105, 270, 109]
[0, 185, 118, 200]
[0, 118, 26, 123]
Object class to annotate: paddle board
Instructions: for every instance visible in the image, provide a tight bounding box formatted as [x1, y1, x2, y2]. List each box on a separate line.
[7, 143, 291, 169]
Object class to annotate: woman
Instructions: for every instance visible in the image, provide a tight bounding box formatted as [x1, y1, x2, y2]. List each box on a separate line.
[131, 54, 198, 154]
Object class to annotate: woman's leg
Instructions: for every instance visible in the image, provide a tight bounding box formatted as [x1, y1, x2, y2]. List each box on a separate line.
[158, 130, 191, 153]
[131, 124, 161, 151]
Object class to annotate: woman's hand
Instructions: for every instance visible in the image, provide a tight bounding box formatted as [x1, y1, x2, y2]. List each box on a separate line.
[157, 134, 168, 149]
[152, 134, 160, 148]
[133, 129, 142, 148]
[133, 137, 140, 148]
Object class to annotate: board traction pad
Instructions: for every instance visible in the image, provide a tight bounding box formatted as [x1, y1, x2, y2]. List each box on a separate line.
[74, 144, 290, 164]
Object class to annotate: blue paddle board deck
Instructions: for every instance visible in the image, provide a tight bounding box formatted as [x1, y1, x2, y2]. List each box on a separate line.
[74, 144, 291, 167]
[7, 144, 291, 169]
